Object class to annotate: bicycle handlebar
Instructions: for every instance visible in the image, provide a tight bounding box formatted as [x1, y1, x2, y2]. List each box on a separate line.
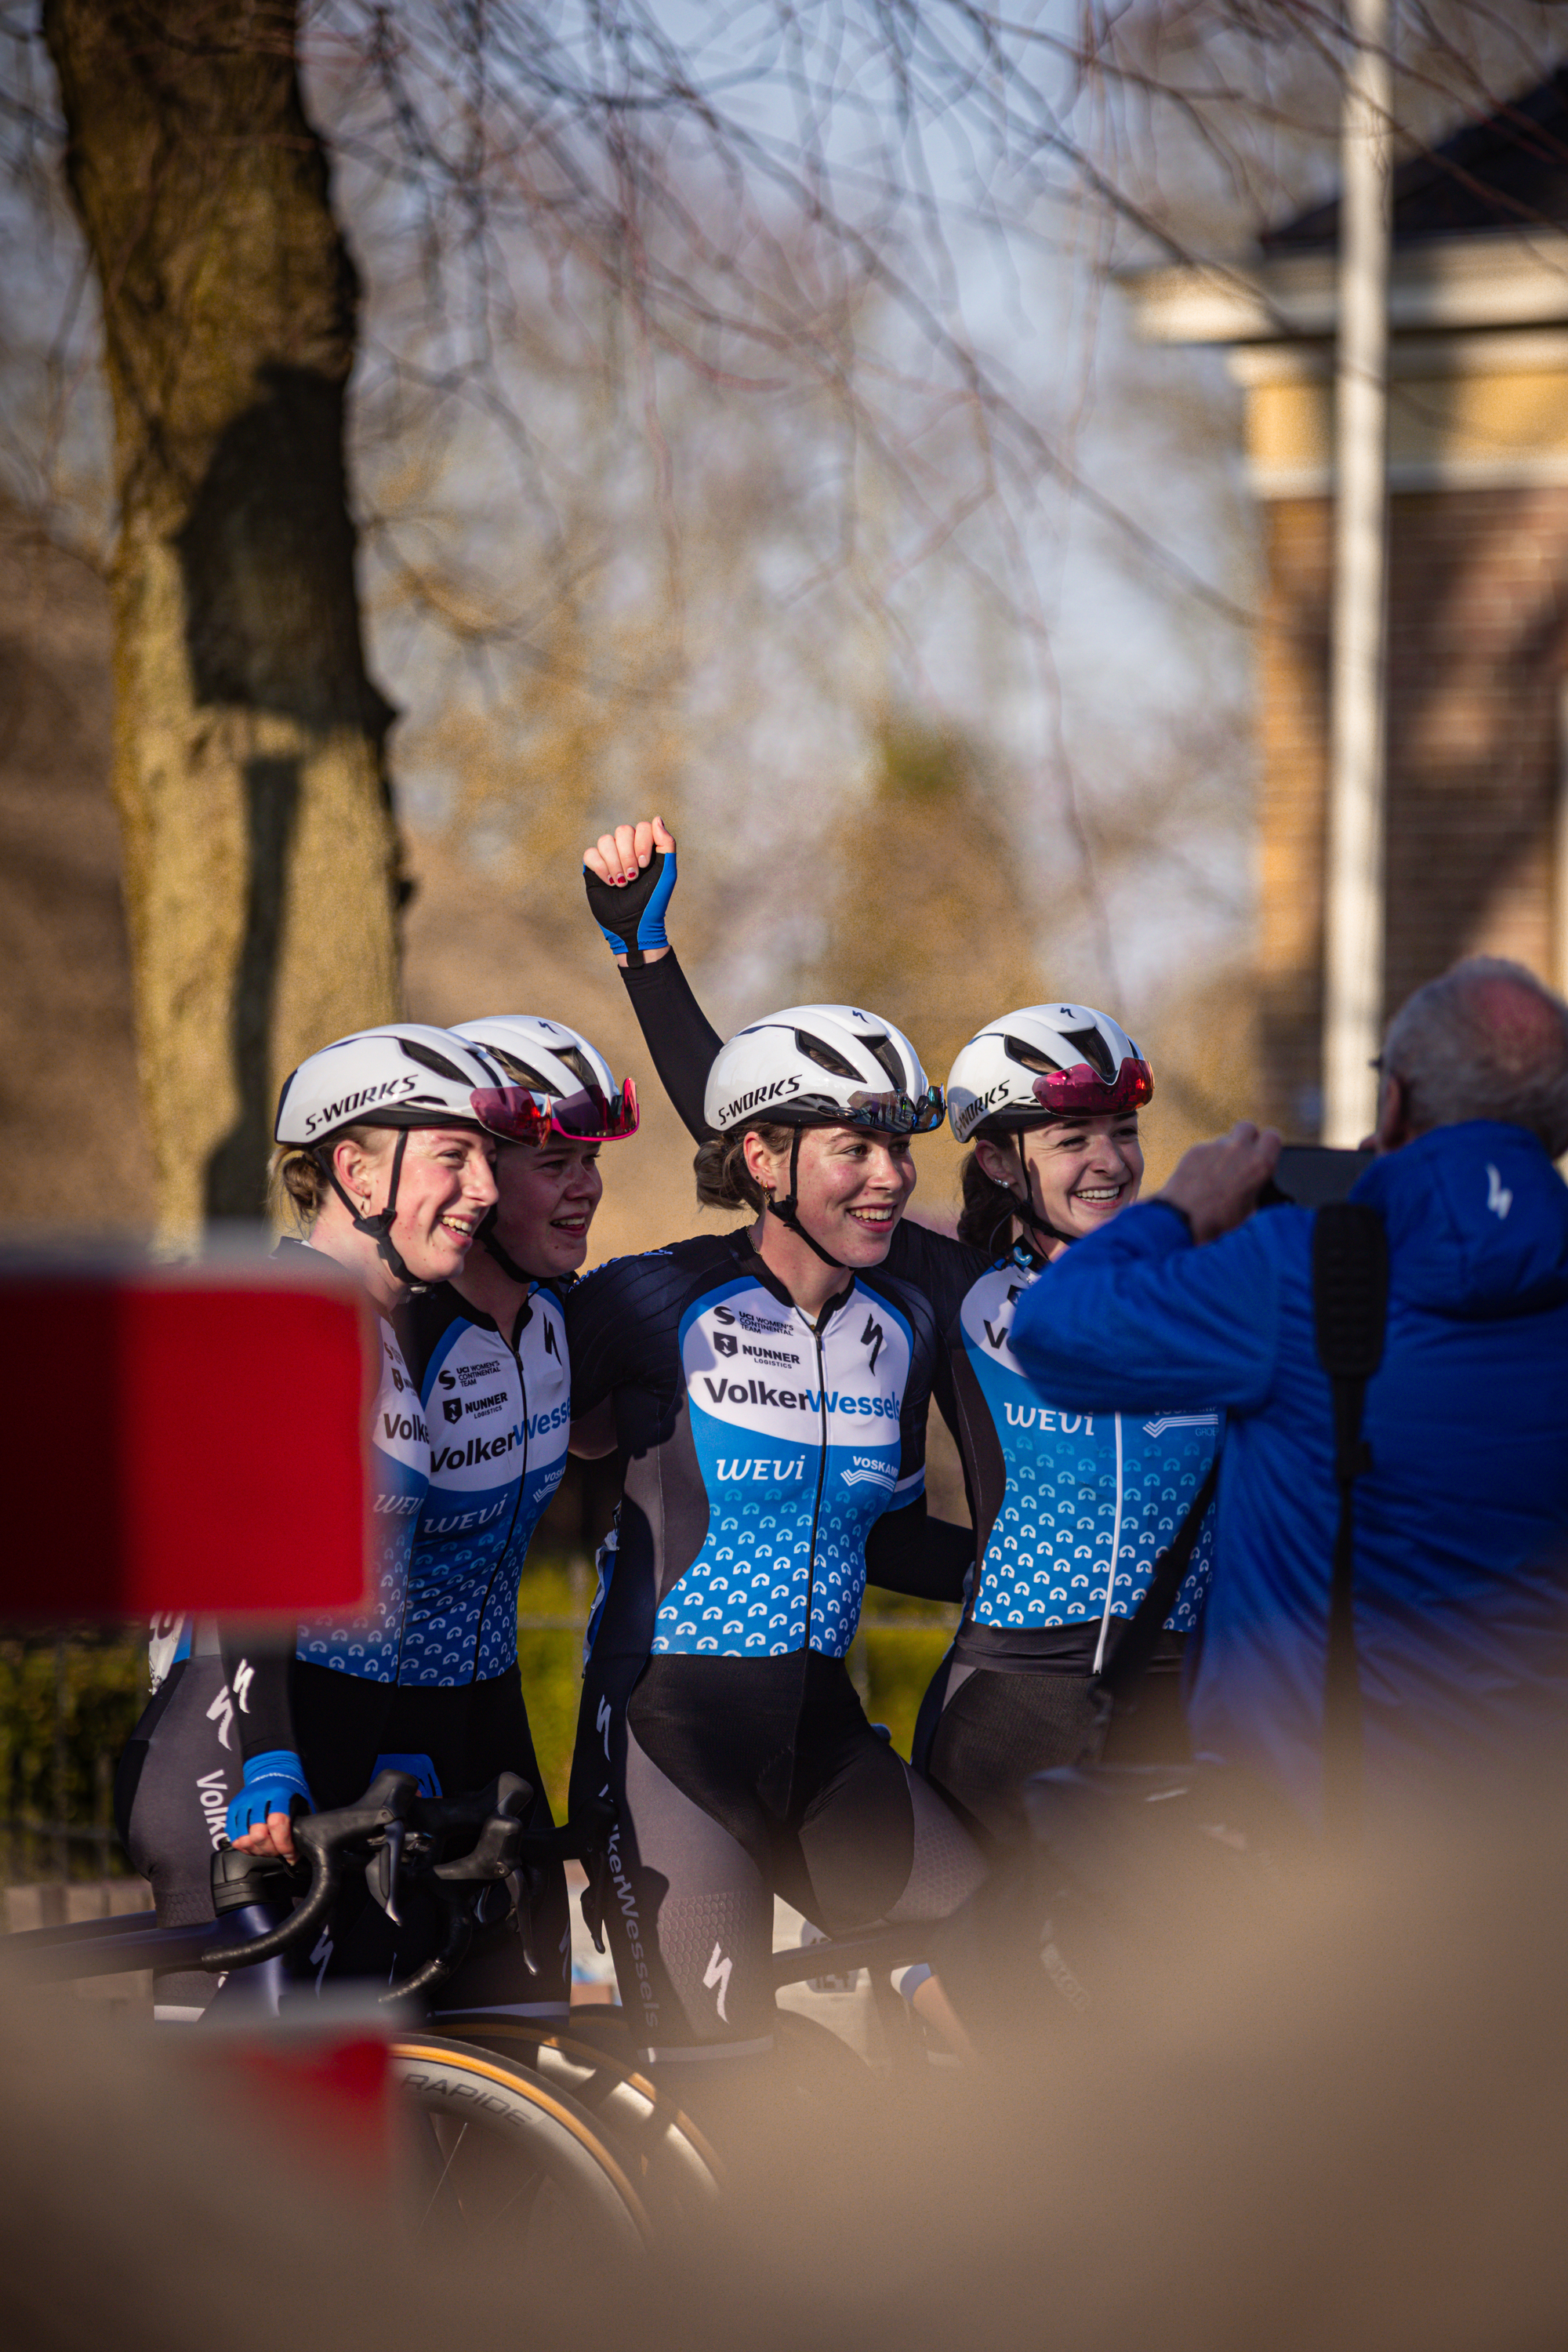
[198, 1768, 536, 1976]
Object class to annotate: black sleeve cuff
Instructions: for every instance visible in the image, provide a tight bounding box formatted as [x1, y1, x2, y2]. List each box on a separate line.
[619, 949, 724, 1142]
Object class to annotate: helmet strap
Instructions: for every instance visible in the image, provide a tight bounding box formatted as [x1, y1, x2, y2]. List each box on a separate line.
[764, 1128, 848, 1273]
[315, 1128, 423, 1290]
[1011, 1131, 1074, 1256]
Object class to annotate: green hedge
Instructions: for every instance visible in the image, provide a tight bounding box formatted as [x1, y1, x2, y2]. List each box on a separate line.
[0, 1628, 147, 1882]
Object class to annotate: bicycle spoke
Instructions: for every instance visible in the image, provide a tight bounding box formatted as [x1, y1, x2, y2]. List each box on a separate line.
[416, 2115, 470, 2234]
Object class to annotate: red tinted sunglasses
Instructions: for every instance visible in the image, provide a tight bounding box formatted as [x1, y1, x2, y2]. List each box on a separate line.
[1031, 1056, 1153, 1117]
[470, 1076, 640, 1145]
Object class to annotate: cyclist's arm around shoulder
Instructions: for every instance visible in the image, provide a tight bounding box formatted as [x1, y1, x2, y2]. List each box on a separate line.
[885, 1214, 989, 1298]
[865, 1498, 972, 1602]
[865, 1271, 971, 1601]
[565, 1237, 704, 1450]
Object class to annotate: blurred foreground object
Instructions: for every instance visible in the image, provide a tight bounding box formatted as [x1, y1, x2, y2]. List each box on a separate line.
[1, 1250, 368, 1615]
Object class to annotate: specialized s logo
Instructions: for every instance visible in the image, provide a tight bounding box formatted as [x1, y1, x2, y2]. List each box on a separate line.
[205, 1684, 235, 1751]
[231, 1660, 255, 1715]
[861, 1314, 884, 1373]
[704, 1941, 733, 2023]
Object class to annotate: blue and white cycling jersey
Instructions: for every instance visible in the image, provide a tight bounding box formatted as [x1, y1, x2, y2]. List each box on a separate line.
[567, 1233, 940, 1668]
[662, 1270, 922, 1657]
[609, 948, 1228, 1654]
[953, 1255, 1219, 1632]
[296, 1314, 430, 1680]
[397, 1283, 572, 1684]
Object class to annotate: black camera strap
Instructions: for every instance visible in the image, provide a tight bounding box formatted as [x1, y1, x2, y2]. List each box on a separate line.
[1312, 1199, 1389, 1838]
[1094, 1460, 1219, 1720]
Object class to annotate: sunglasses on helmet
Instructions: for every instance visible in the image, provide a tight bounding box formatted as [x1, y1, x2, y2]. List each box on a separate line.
[1030, 1057, 1154, 1117]
[469, 1076, 640, 1145]
[844, 1085, 946, 1135]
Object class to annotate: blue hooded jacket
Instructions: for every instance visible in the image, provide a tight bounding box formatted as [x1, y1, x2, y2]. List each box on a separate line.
[1009, 1122, 1568, 1822]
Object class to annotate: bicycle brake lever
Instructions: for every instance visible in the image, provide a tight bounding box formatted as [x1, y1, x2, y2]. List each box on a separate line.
[381, 1818, 405, 1926]
[433, 1813, 524, 1883]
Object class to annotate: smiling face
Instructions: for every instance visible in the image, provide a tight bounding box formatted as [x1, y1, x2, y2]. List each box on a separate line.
[975, 1111, 1144, 1243]
[332, 1124, 499, 1284]
[489, 1134, 604, 1278]
[744, 1122, 916, 1268]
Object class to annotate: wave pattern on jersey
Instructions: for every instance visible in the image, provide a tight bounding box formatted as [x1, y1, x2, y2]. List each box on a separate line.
[959, 1262, 1220, 1629]
[298, 1320, 428, 1681]
[402, 1292, 572, 1685]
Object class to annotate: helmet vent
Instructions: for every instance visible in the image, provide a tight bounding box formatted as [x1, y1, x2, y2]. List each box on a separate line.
[552, 1044, 601, 1092]
[1003, 1034, 1067, 1080]
[793, 1029, 863, 1082]
[863, 1033, 907, 1091]
[487, 1045, 554, 1091]
[397, 1036, 473, 1084]
[1061, 1025, 1116, 1080]
[1003, 1027, 1116, 1083]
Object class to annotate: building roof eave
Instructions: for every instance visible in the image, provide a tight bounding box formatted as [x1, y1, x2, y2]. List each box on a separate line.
[1121, 227, 1568, 347]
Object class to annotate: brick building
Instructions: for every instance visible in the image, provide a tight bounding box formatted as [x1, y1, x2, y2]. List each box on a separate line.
[1128, 69, 1568, 1135]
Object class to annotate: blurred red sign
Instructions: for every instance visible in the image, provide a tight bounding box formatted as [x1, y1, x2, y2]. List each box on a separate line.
[2, 1260, 370, 1617]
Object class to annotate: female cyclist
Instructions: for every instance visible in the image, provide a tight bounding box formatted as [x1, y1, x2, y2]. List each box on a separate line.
[386, 1014, 640, 2021]
[563, 993, 986, 2067]
[582, 818, 1221, 1855]
[118, 1023, 566, 2016]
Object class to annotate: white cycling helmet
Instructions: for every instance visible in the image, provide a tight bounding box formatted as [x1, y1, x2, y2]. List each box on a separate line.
[704, 1004, 943, 1137]
[452, 1015, 639, 1142]
[275, 1024, 550, 1287]
[946, 1004, 1152, 1144]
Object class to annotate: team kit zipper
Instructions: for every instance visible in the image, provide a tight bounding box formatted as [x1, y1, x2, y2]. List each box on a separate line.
[800, 1305, 832, 1647]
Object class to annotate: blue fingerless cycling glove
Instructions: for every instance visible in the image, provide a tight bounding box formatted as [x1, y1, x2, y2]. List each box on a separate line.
[224, 1749, 313, 1842]
[583, 845, 676, 964]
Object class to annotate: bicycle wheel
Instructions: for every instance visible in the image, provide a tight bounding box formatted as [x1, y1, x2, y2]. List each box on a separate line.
[390, 2038, 652, 2258]
[446, 2020, 724, 2226]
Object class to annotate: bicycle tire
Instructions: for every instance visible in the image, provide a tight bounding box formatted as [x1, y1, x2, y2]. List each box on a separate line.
[390, 2038, 652, 2256]
[445, 2021, 724, 2223]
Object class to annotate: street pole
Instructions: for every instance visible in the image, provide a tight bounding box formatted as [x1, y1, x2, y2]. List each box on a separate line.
[1323, 0, 1392, 1145]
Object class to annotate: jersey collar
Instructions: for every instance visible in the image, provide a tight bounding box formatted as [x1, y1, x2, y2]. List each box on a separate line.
[728, 1229, 858, 1331]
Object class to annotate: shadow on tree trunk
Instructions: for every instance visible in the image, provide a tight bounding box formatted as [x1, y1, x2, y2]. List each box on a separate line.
[203, 754, 299, 1221]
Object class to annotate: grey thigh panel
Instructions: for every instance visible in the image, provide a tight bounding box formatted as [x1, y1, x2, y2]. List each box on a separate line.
[618, 1723, 772, 2052]
[883, 1759, 988, 1925]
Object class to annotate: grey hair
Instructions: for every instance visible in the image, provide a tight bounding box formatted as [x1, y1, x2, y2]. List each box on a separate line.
[1381, 956, 1568, 1156]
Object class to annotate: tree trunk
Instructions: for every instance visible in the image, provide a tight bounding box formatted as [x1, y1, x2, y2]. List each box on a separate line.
[42, 0, 401, 1242]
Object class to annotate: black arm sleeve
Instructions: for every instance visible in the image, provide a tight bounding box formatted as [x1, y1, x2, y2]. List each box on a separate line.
[865, 1501, 974, 1603]
[216, 1625, 298, 1762]
[619, 950, 723, 1143]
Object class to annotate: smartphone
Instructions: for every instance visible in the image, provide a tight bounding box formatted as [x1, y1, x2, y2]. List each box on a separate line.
[1262, 1145, 1374, 1207]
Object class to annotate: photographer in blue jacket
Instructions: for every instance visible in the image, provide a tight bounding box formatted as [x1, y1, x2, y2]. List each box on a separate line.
[1010, 957, 1568, 1826]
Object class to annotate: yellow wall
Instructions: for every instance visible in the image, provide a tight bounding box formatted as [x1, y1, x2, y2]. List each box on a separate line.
[1247, 361, 1568, 476]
